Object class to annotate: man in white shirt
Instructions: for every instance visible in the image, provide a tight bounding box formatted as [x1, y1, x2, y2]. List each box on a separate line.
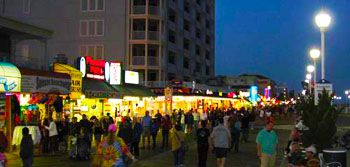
[210, 117, 231, 167]
[45, 117, 58, 155]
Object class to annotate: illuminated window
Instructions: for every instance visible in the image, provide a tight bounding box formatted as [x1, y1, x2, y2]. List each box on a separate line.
[81, 0, 104, 12]
[80, 20, 104, 37]
[79, 45, 104, 60]
[23, 0, 30, 14]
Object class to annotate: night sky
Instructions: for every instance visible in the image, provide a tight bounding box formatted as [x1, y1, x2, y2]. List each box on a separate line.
[215, 0, 350, 97]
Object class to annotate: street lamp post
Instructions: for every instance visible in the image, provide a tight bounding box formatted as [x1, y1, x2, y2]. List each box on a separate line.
[310, 49, 320, 104]
[345, 91, 349, 112]
[306, 73, 312, 95]
[315, 11, 331, 80]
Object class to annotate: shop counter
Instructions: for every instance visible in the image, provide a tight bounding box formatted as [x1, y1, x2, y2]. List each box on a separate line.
[12, 126, 41, 146]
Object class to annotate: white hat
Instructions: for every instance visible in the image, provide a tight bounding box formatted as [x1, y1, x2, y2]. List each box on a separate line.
[305, 145, 317, 154]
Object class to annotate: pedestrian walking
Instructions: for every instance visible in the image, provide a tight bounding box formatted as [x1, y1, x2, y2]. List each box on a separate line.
[45, 117, 58, 155]
[20, 127, 34, 167]
[241, 112, 250, 143]
[171, 125, 186, 167]
[161, 115, 172, 148]
[141, 111, 152, 149]
[257, 121, 278, 167]
[0, 145, 7, 167]
[196, 120, 210, 167]
[209, 117, 231, 167]
[92, 124, 136, 167]
[150, 118, 159, 149]
[131, 118, 143, 158]
[230, 116, 241, 152]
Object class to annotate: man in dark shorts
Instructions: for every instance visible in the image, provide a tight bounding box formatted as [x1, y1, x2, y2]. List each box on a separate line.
[210, 117, 231, 167]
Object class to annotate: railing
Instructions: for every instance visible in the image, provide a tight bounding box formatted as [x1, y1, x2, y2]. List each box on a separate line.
[14, 55, 39, 69]
[133, 6, 146, 14]
[148, 31, 159, 40]
[132, 56, 145, 65]
[132, 31, 146, 40]
[148, 6, 160, 15]
[141, 81, 229, 92]
[148, 56, 158, 66]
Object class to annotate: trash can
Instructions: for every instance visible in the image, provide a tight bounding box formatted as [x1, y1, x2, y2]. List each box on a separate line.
[322, 148, 347, 167]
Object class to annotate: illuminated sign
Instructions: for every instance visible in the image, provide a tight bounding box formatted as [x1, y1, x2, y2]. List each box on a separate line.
[125, 71, 139, 84]
[109, 62, 122, 85]
[78, 56, 106, 80]
[250, 86, 258, 103]
[78, 56, 122, 85]
[265, 88, 270, 100]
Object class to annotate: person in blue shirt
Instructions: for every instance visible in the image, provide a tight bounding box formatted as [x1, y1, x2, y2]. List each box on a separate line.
[256, 121, 278, 167]
[131, 118, 143, 159]
[150, 118, 160, 149]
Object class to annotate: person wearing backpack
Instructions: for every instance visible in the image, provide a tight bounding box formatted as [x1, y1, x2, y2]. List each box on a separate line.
[20, 127, 34, 167]
[196, 120, 210, 167]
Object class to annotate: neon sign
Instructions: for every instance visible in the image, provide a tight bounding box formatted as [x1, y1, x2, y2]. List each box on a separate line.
[78, 56, 122, 85]
[250, 86, 258, 103]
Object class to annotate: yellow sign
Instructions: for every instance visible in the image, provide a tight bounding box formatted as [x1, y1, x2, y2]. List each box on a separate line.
[53, 63, 82, 99]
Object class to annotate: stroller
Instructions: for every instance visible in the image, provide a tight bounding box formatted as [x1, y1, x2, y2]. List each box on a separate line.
[69, 136, 78, 159]
[77, 133, 91, 160]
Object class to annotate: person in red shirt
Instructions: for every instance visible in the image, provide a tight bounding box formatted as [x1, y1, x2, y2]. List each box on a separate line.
[161, 115, 172, 148]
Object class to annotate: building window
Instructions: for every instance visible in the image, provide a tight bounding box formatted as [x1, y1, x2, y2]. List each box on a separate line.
[148, 70, 157, 81]
[196, 28, 201, 39]
[168, 51, 176, 65]
[196, 12, 201, 23]
[22, 45, 29, 58]
[184, 0, 190, 13]
[184, 57, 189, 69]
[205, 50, 210, 59]
[206, 35, 210, 44]
[168, 9, 177, 23]
[206, 19, 210, 29]
[196, 0, 201, 6]
[195, 62, 201, 73]
[79, 45, 104, 60]
[168, 30, 176, 44]
[184, 38, 190, 50]
[184, 76, 190, 82]
[206, 4, 210, 13]
[81, 0, 104, 12]
[184, 20, 190, 32]
[196, 45, 201, 55]
[80, 20, 104, 37]
[206, 66, 210, 75]
[23, 0, 30, 14]
[168, 73, 176, 81]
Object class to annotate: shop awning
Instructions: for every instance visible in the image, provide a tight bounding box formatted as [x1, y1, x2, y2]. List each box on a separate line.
[0, 62, 21, 93]
[53, 63, 83, 99]
[83, 78, 121, 98]
[19, 68, 71, 94]
[113, 84, 155, 97]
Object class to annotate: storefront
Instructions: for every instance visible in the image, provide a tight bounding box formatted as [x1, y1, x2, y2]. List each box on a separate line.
[0, 62, 21, 151]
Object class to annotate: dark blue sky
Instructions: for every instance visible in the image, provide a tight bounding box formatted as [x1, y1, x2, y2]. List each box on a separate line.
[215, 0, 350, 96]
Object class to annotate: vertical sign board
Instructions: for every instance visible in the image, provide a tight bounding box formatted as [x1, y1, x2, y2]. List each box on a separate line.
[109, 62, 122, 85]
[250, 86, 258, 103]
[315, 83, 333, 105]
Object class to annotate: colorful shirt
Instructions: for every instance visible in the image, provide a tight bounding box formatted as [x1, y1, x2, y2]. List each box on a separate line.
[171, 130, 185, 151]
[0, 153, 6, 167]
[256, 128, 278, 155]
[96, 136, 128, 167]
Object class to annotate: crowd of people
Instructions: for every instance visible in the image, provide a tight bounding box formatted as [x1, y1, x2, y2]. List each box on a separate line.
[0, 104, 308, 167]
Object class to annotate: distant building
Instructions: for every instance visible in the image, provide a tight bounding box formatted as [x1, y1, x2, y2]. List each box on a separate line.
[1, 0, 215, 84]
[218, 74, 277, 97]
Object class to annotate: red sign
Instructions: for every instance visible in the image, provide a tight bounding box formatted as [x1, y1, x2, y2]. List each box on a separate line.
[79, 56, 106, 80]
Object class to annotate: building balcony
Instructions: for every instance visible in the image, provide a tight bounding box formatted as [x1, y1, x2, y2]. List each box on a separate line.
[148, 56, 159, 66]
[132, 56, 145, 65]
[132, 31, 146, 40]
[148, 6, 160, 16]
[133, 6, 146, 15]
[148, 31, 159, 41]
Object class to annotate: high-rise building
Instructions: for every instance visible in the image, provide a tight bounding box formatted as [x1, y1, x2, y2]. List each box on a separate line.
[1, 0, 215, 83]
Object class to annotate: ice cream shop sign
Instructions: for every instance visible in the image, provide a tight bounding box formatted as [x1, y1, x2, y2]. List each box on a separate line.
[78, 56, 122, 85]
